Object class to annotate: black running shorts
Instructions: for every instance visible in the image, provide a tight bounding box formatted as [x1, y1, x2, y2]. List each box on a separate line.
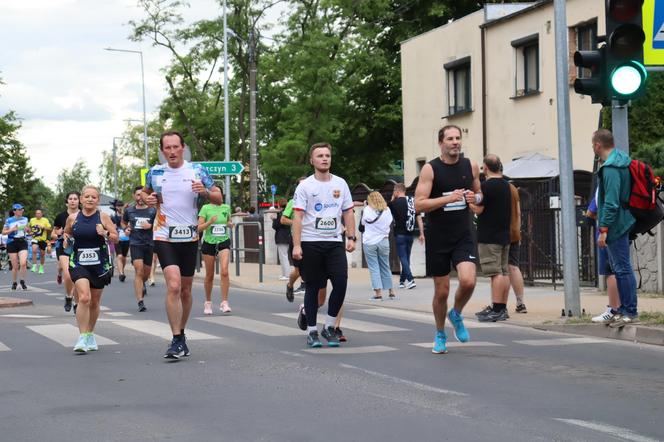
[70, 266, 110, 289]
[117, 241, 130, 257]
[130, 244, 154, 266]
[201, 239, 231, 257]
[425, 231, 477, 277]
[31, 240, 48, 251]
[300, 241, 347, 283]
[288, 241, 302, 269]
[7, 240, 28, 254]
[154, 241, 198, 277]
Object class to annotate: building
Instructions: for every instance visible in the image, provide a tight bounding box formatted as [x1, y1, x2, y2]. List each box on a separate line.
[401, 0, 604, 183]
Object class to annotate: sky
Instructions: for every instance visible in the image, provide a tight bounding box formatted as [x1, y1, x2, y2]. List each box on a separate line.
[0, 0, 223, 188]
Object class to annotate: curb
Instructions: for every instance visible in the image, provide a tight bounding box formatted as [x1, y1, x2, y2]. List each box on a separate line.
[0, 297, 34, 308]
[533, 323, 664, 346]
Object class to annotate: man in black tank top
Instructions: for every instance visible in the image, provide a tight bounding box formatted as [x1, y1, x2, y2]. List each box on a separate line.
[414, 125, 482, 354]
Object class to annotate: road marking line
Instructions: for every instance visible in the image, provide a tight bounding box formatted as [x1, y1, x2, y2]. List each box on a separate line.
[198, 316, 301, 336]
[339, 363, 468, 396]
[273, 312, 409, 332]
[0, 341, 10, 351]
[1, 314, 53, 319]
[27, 324, 117, 347]
[0, 285, 50, 292]
[303, 345, 398, 355]
[42, 292, 62, 297]
[104, 312, 132, 317]
[554, 419, 660, 442]
[410, 341, 504, 349]
[353, 307, 498, 328]
[280, 351, 305, 358]
[99, 306, 111, 311]
[110, 319, 219, 341]
[514, 337, 607, 346]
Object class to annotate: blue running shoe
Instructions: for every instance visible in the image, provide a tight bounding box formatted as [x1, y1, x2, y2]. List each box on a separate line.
[73, 335, 87, 354]
[448, 309, 469, 343]
[85, 333, 98, 351]
[307, 330, 322, 348]
[432, 330, 448, 354]
[181, 335, 191, 357]
[320, 326, 340, 347]
[164, 338, 185, 360]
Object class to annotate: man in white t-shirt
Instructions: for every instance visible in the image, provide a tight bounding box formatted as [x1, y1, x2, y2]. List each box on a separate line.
[142, 131, 222, 360]
[292, 142, 357, 348]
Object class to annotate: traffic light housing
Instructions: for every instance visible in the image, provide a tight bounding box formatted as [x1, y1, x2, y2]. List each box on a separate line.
[605, 0, 647, 101]
[573, 47, 608, 105]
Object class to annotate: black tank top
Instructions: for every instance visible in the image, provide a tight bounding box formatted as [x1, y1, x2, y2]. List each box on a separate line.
[71, 211, 111, 275]
[427, 156, 474, 236]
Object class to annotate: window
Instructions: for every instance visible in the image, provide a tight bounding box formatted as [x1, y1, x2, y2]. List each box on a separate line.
[512, 34, 539, 97]
[576, 22, 597, 79]
[444, 57, 471, 115]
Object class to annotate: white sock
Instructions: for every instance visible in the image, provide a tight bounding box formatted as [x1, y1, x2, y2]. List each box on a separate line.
[325, 315, 336, 329]
[307, 326, 318, 333]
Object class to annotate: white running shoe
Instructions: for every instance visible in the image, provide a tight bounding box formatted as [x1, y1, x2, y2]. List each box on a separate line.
[220, 301, 232, 313]
[406, 280, 417, 289]
[204, 301, 213, 315]
[591, 307, 616, 324]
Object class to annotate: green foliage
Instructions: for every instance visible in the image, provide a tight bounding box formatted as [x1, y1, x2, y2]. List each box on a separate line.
[46, 160, 93, 217]
[632, 140, 664, 178]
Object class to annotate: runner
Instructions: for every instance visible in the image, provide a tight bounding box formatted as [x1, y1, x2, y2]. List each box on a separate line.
[292, 142, 356, 348]
[281, 177, 307, 302]
[414, 125, 481, 354]
[29, 209, 52, 274]
[63, 185, 118, 354]
[111, 201, 130, 282]
[123, 186, 157, 312]
[2, 204, 30, 290]
[52, 192, 81, 311]
[142, 130, 221, 360]
[147, 253, 159, 286]
[197, 193, 233, 314]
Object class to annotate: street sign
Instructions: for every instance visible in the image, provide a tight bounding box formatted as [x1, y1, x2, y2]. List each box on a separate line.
[196, 161, 245, 176]
[270, 184, 277, 195]
[643, 0, 664, 65]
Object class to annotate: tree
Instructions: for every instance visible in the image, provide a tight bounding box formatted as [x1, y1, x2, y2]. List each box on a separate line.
[50, 160, 92, 215]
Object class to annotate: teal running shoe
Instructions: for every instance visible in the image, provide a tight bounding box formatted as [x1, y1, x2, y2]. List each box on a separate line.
[73, 335, 87, 354]
[307, 330, 322, 348]
[85, 333, 98, 351]
[448, 309, 469, 343]
[432, 330, 448, 354]
[320, 326, 340, 347]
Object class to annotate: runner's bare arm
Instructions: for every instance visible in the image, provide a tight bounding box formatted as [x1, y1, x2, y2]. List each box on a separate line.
[291, 210, 303, 260]
[466, 160, 483, 209]
[342, 208, 356, 253]
[141, 186, 157, 207]
[414, 163, 464, 213]
[197, 215, 218, 233]
[280, 215, 293, 226]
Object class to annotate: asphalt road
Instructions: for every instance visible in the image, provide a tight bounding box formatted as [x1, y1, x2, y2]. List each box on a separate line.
[1, 263, 663, 442]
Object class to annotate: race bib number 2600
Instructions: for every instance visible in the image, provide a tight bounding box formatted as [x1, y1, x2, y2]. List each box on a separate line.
[315, 217, 337, 235]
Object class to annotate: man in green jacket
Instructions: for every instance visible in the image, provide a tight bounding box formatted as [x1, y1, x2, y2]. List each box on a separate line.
[593, 129, 637, 327]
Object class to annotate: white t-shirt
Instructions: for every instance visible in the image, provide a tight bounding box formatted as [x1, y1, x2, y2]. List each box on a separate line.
[361, 206, 393, 246]
[293, 174, 354, 242]
[146, 161, 214, 242]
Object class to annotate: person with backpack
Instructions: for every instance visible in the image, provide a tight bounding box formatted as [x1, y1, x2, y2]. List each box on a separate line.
[361, 191, 395, 300]
[592, 129, 638, 328]
[388, 183, 424, 289]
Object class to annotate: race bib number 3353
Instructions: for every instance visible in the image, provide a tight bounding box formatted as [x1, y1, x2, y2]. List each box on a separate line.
[78, 248, 101, 266]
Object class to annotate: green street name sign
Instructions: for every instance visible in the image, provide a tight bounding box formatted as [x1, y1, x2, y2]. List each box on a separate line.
[196, 161, 245, 176]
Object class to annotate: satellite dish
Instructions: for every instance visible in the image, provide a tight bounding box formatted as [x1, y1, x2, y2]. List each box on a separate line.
[158, 144, 192, 164]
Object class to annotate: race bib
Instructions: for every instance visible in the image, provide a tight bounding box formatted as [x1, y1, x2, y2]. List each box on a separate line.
[14, 223, 27, 238]
[211, 224, 227, 237]
[77, 247, 101, 266]
[135, 217, 150, 229]
[315, 217, 337, 235]
[443, 191, 467, 212]
[168, 225, 196, 242]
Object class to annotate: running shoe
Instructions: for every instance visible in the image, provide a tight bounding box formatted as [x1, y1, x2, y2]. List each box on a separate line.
[406, 280, 417, 289]
[119, 274, 126, 282]
[73, 335, 88, 354]
[19, 280, 27, 290]
[38, 265, 44, 274]
[475, 305, 493, 317]
[321, 326, 340, 347]
[181, 335, 191, 357]
[286, 284, 294, 303]
[142, 283, 147, 297]
[515, 303, 528, 314]
[592, 307, 616, 324]
[57, 272, 62, 285]
[297, 304, 307, 331]
[294, 284, 306, 295]
[148, 278, 155, 287]
[31, 264, 37, 273]
[398, 282, 405, 289]
[138, 300, 147, 312]
[64, 296, 73, 312]
[220, 301, 232, 313]
[306, 330, 322, 348]
[203, 301, 213, 315]
[73, 303, 78, 314]
[11, 282, 17, 291]
[477, 308, 509, 322]
[608, 315, 639, 328]
[335, 327, 347, 342]
[370, 295, 383, 301]
[164, 338, 185, 360]
[432, 330, 448, 354]
[447, 309, 469, 343]
[85, 333, 98, 351]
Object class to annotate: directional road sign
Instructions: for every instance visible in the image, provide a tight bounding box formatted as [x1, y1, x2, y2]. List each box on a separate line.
[270, 184, 277, 195]
[196, 161, 245, 176]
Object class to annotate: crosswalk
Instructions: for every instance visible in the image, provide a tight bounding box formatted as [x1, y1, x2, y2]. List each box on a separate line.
[0, 304, 621, 354]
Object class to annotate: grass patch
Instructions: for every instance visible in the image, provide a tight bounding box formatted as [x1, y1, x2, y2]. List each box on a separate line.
[565, 316, 592, 324]
[639, 311, 664, 325]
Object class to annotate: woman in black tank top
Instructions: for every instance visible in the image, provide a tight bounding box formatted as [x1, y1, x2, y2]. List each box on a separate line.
[63, 186, 118, 354]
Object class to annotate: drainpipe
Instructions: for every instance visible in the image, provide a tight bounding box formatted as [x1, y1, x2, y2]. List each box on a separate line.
[481, 26, 488, 158]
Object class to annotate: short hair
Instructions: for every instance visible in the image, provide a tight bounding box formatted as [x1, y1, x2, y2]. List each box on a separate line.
[367, 191, 388, 211]
[483, 154, 503, 173]
[438, 125, 462, 142]
[160, 131, 185, 150]
[592, 129, 614, 148]
[394, 183, 406, 193]
[134, 185, 144, 193]
[309, 142, 332, 158]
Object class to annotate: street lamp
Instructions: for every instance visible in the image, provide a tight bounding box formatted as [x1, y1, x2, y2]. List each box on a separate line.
[104, 47, 149, 169]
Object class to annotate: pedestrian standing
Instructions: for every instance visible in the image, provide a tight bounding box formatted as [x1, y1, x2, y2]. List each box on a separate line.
[361, 191, 395, 300]
[507, 182, 527, 313]
[388, 183, 424, 289]
[273, 203, 291, 280]
[414, 125, 481, 354]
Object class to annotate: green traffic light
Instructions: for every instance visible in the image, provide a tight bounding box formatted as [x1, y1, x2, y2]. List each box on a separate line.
[609, 60, 647, 97]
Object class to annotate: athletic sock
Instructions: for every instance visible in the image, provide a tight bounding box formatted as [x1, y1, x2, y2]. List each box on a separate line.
[492, 303, 506, 312]
[307, 326, 317, 333]
[325, 315, 336, 329]
[173, 333, 183, 341]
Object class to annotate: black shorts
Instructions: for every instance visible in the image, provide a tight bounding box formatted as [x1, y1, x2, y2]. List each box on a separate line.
[130, 244, 154, 266]
[425, 231, 477, 277]
[289, 242, 302, 268]
[201, 239, 231, 257]
[154, 241, 198, 277]
[70, 266, 111, 289]
[31, 240, 48, 251]
[55, 245, 70, 259]
[508, 242, 520, 267]
[117, 241, 130, 257]
[7, 240, 28, 254]
[300, 241, 347, 283]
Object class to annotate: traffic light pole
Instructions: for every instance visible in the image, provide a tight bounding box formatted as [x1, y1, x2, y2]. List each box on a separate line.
[612, 100, 630, 154]
[554, 0, 581, 317]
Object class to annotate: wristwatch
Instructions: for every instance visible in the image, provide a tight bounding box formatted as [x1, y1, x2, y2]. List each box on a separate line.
[347, 235, 357, 241]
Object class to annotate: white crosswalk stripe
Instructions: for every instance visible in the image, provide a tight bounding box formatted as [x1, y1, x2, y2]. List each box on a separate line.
[353, 307, 499, 328]
[272, 312, 409, 332]
[0, 341, 10, 351]
[198, 316, 301, 336]
[106, 319, 220, 341]
[1, 314, 52, 319]
[27, 324, 118, 347]
[104, 312, 132, 317]
[410, 341, 505, 349]
[514, 337, 607, 346]
[303, 345, 397, 354]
